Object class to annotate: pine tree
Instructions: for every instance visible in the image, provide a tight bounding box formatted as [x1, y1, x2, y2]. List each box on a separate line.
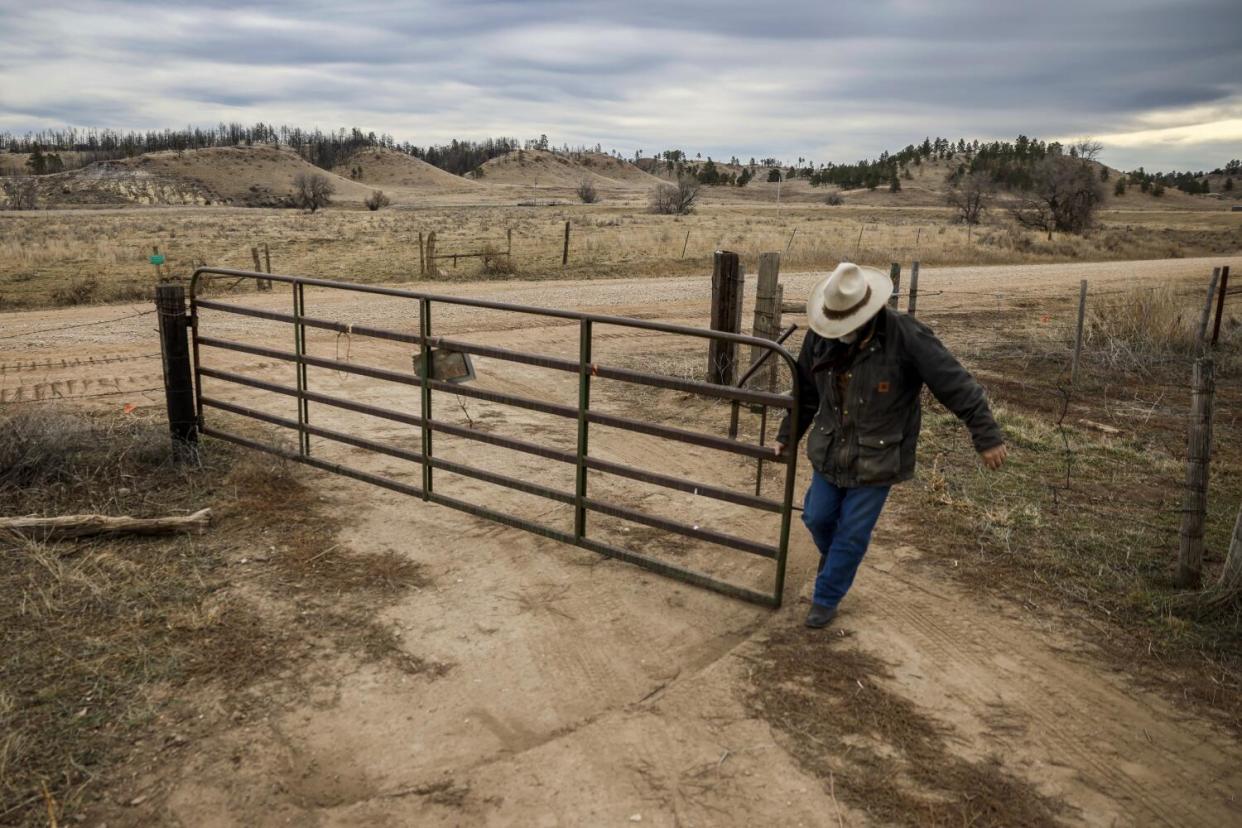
[26, 145, 46, 175]
[889, 171, 901, 192]
[1225, 177, 1234, 191]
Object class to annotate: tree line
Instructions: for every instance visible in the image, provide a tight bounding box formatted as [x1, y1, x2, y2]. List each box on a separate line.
[3, 124, 1235, 196]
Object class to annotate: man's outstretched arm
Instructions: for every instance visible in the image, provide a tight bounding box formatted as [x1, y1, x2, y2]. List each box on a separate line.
[905, 319, 1007, 469]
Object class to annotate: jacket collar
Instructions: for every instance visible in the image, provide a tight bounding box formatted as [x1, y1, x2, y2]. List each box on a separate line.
[811, 307, 889, 371]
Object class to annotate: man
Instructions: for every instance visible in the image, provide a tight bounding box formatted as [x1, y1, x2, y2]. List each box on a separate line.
[775, 262, 1007, 628]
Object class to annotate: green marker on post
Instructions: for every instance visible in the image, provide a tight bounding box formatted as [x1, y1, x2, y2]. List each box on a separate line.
[149, 254, 166, 266]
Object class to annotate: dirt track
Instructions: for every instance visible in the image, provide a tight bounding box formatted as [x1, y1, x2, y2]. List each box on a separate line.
[4, 255, 1242, 825]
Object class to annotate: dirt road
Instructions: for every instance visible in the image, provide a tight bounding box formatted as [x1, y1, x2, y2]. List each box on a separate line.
[4, 255, 1241, 825]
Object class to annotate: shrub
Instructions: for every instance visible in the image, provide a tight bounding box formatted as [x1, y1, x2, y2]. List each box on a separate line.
[649, 176, 700, 215]
[480, 243, 517, 276]
[825, 193, 844, 206]
[1114, 177, 1127, 196]
[365, 189, 391, 211]
[291, 172, 334, 212]
[576, 179, 599, 204]
[51, 277, 99, 306]
[2, 177, 38, 210]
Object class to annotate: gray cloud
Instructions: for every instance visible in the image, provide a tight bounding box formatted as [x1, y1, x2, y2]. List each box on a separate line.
[0, 0, 1238, 170]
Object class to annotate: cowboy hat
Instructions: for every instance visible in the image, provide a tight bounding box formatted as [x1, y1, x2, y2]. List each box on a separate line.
[806, 262, 893, 339]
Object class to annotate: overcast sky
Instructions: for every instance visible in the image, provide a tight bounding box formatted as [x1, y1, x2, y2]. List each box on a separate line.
[1, 0, 1238, 171]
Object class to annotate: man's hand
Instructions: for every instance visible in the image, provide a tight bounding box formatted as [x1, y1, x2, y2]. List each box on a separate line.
[773, 441, 785, 457]
[979, 444, 1008, 470]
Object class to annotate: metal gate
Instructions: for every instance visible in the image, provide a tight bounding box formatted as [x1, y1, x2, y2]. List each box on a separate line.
[189, 267, 802, 607]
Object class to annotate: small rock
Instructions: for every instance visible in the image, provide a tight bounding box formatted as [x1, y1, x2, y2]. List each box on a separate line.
[128, 794, 147, 806]
[629, 815, 642, 823]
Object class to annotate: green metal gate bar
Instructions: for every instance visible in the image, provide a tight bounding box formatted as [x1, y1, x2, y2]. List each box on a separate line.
[189, 267, 802, 607]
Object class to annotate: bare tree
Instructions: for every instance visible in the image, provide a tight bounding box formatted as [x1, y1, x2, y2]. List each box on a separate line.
[649, 176, 701, 215]
[364, 189, 391, 211]
[1011, 156, 1105, 239]
[2, 178, 38, 210]
[291, 172, 335, 213]
[576, 179, 599, 204]
[946, 172, 992, 225]
[1072, 138, 1104, 162]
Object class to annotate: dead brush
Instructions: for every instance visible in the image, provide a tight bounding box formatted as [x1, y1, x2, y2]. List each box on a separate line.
[479, 243, 518, 277]
[0, 407, 174, 507]
[1084, 285, 1198, 374]
[50, 277, 99, 306]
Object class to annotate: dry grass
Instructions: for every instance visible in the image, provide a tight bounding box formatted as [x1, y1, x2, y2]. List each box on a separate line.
[1, 204, 1238, 310]
[0, 409, 438, 825]
[748, 627, 1065, 826]
[1085, 285, 1200, 372]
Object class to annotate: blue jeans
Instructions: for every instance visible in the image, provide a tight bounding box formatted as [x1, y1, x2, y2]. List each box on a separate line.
[802, 472, 891, 608]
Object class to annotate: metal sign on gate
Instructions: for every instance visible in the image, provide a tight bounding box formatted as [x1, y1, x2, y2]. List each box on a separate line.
[188, 267, 802, 607]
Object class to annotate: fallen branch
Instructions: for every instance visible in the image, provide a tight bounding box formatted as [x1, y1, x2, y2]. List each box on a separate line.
[2, 508, 212, 541]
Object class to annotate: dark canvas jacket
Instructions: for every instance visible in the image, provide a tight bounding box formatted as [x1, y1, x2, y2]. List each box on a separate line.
[777, 307, 1003, 487]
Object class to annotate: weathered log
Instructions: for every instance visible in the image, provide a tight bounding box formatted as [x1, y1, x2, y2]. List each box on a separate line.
[2, 508, 212, 541]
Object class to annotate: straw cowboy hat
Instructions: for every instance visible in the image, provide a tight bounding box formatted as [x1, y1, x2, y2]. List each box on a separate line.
[806, 262, 893, 339]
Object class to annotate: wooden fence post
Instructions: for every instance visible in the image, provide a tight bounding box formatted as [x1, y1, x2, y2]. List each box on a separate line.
[750, 252, 782, 389]
[1071, 279, 1088, 386]
[888, 262, 901, 308]
[262, 242, 272, 290]
[681, 229, 690, 259]
[1211, 265, 1230, 348]
[1178, 356, 1215, 588]
[425, 231, 437, 275]
[418, 231, 425, 276]
[907, 261, 920, 315]
[707, 250, 743, 385]
[562, 220, 571, 266]
[1196, 267, 1222, 351]
[155, 283, 198, 460]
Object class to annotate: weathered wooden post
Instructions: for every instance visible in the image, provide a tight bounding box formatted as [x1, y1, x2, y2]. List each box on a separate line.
[562, 220, 571, 267]
[707, 250, 743, 385]
[262, 241, 273, 290]
[1071, 279, 1088, 386]
[425, 231, 437, 275]
[418, 231, 425, 276]
[681, 229, 691, 259]
[1178, 356, 1215, 588]
[1196, 267, 1222, 350]
[888, 262, 901, 308]
[750, 252, 782, 389]
[251, 245, 271, 291]
[155, 283, 198, 460]
[1211, 265, 1230, 348]
[907, 260, 920, 315]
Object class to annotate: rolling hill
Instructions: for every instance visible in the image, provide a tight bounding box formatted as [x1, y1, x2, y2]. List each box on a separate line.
[331, 147, 478, 192]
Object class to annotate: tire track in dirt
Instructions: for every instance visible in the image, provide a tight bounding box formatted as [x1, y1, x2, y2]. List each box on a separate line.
[856, 563, 1242, 826]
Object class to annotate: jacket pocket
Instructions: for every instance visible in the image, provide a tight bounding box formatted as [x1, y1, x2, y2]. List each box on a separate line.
[856, 430, 902, 484]
[806, 417, 836, 473]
